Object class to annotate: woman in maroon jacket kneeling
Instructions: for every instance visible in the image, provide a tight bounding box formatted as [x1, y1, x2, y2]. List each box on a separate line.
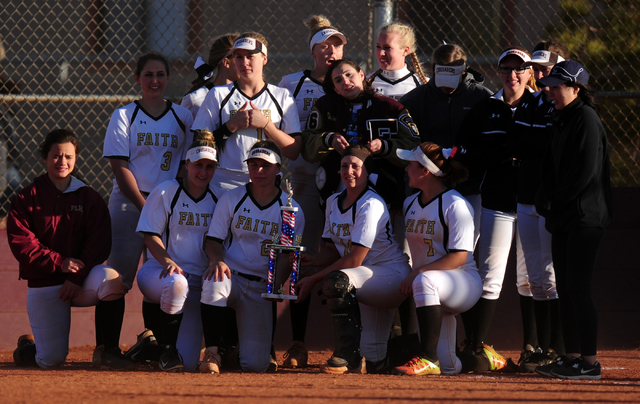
[8, 129, 132, 370]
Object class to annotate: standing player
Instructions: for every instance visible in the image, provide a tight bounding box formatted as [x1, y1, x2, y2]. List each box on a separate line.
[369, 21, 427, 101]
[535, 61, 613, 380]
[392, 143, 483, 375]
[368, 20, 428, 337]
[9, 129, 131, 370]
[456, 47, 537, 363]
[277, 15, 347, 368]
[296, 145, 411, 374]
[192, 32, 301, 195]
[513, 42, 570, 371]
[199, 141, 305, 373]
[134, 134, 219, 372]
[102, 52, 194, 363]
[181, 33, 240, 119]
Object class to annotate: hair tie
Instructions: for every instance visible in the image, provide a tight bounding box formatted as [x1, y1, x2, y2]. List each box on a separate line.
[442, 146, 466, 159]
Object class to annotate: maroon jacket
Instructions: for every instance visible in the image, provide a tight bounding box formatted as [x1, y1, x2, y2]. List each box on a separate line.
[7, 174, 112, 288]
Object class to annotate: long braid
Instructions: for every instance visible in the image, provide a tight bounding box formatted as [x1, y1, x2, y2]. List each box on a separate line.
[410, 52, 428, 84]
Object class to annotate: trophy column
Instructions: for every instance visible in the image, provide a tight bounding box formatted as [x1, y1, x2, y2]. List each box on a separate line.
[262, 181, 305, 301]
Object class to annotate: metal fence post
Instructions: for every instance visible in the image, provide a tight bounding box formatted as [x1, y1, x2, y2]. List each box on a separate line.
[370, 0, 394, 73]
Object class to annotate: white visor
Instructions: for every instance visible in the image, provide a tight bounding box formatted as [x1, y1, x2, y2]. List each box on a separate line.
[396, 147, 444, 177]
[232, 37, 267, 57]
[186, 146, 217, 163]
[434, 64, 465, 89]
[497, 49, 531, 66]
[244, 147, 281, 165]
[521, 50, 565, 67]
[309, 28, 347, 52]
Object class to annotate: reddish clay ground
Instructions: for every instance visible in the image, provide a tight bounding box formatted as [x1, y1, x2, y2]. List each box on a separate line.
[1, 347, 640, 403]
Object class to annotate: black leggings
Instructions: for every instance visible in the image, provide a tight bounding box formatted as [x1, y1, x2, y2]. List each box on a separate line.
[552, 227, 604, 357]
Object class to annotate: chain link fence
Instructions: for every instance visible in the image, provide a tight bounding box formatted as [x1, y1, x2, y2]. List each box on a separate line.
[0, 0, 638, 216]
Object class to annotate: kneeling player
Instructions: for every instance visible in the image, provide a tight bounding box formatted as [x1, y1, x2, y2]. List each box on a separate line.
[200, 141, 304, 373]
[296, 146, 411, 374]
[134, 134, 219, 372]
[9, 129, 130, 370]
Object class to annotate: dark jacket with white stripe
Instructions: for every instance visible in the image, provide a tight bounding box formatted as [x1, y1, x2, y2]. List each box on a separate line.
[456, 89, 538, 212]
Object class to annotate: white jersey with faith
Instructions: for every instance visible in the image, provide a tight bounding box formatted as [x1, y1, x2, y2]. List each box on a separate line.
[278, 70, 324, 129]
[369, 66, 423, 102]
[136, 178, 218, 276]
[207, 184, 305, 278]
[403, 189, 477, 271]
[278, 70, 325, 176]
[192, 82, 301, 173]
[323, 187, 407, 267]
[103, 100, 194, 194]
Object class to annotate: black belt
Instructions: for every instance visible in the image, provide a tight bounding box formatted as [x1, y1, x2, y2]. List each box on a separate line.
[232, 270, 264, 283]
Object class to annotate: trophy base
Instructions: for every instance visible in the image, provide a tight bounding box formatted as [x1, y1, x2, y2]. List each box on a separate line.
[261, 293, 298, 301]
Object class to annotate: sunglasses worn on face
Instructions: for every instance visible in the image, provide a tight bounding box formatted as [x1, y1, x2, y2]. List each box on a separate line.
[499, 66, 529, 75]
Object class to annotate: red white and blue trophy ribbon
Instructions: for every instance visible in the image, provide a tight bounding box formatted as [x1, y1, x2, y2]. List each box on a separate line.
[262, 180, 305, 301]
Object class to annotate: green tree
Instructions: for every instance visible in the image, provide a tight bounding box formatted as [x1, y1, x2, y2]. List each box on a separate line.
[547, 0, 640, 186]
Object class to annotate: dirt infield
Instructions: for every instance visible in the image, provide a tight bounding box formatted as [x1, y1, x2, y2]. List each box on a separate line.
[1, 347, 639, 403]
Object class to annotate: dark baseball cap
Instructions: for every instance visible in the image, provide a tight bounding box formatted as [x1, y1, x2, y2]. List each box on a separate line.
[537, 60, 589, 87]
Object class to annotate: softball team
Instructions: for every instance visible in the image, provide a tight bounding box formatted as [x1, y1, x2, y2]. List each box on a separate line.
[192, 32, 301, 195]
[135, 134, 219, 372]
[10, 17, 613, 382]
[277, 15, 347, 368]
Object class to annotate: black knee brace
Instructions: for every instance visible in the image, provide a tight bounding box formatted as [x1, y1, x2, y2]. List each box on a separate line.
[323, 270, 357, 312]
[323, 271, 361, 366]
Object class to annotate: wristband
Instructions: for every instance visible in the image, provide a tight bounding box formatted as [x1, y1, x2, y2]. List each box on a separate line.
[325, 132, 336, 148]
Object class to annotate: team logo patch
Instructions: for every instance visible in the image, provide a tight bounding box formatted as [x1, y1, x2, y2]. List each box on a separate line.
[399, 113, 419, 137]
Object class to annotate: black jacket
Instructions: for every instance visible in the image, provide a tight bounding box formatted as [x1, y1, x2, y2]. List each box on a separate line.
[537, 98, 613, 233]
[513, 92, 555, 205]
[456, 89, 539, 212]
[400, 69, 493, 147]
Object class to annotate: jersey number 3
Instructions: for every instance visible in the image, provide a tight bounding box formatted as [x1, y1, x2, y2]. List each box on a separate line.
[161, 151, 172, 171]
